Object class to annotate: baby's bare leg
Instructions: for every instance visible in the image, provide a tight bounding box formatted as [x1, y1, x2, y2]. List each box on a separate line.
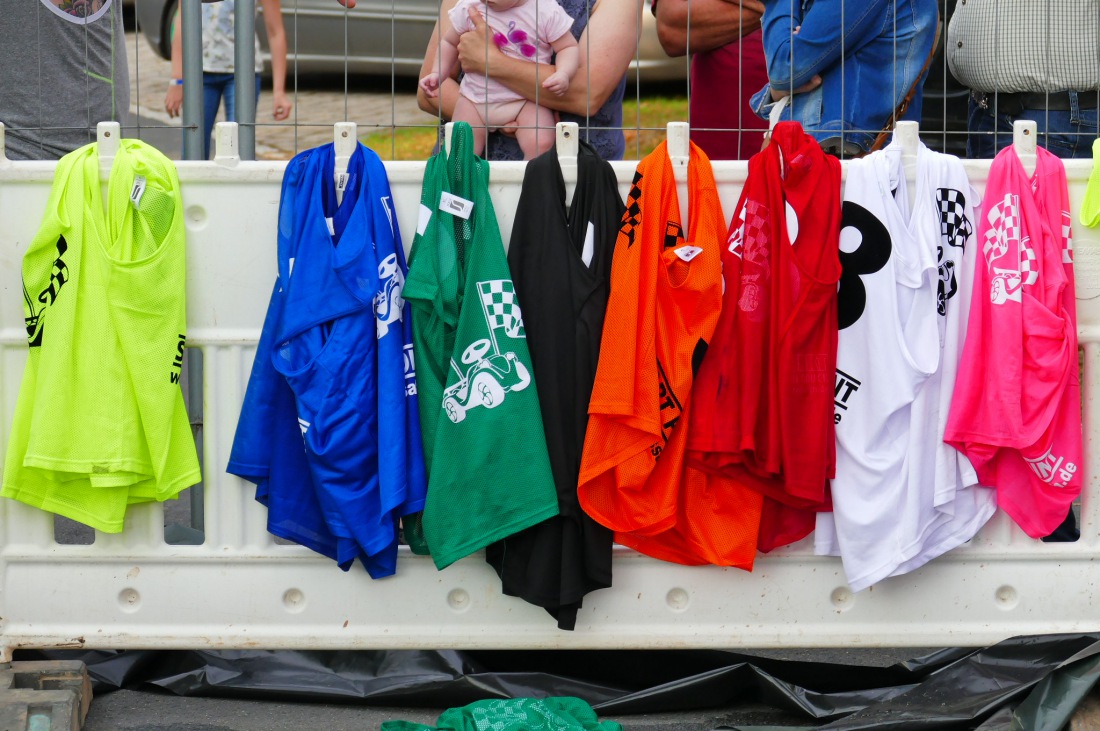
[453, 95, 488, 156]
[514, 102, 556, 160]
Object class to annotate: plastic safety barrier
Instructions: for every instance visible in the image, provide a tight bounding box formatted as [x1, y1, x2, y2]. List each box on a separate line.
[1, 121, 1099, 660]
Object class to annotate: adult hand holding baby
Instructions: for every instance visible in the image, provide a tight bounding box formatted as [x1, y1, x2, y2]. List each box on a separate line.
[455, 6, 503, 77]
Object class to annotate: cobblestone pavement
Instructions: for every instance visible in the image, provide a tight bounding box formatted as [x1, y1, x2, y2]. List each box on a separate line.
[126, 31, 430, 160]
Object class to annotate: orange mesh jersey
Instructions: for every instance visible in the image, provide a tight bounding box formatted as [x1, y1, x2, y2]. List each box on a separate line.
[578, 142, 762, 568]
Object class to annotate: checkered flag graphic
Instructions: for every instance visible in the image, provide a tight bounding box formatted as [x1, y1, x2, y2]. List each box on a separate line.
[728, 199, 768, 260]
[478, 279, 525, 338]
[937, 188, 972, 248]
[982, 194, 1020, 267]
[743, 200, 770, 263]
[1062, 210, 1074, 264]
[1019, 236, 1038, 287]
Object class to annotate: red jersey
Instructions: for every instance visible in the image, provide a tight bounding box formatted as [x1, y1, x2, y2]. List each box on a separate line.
[687, 121, 841, 548]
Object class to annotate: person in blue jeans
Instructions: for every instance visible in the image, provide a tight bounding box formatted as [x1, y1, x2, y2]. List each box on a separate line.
[750, 0, 939, 157]
[947, 0, 1099, 160]
[164, 0, 292, 159]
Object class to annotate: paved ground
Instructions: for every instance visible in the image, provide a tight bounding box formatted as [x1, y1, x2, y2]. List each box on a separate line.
[125, 30, 429, 160]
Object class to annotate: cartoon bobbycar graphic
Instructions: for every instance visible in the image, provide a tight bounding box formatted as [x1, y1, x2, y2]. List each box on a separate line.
[374, 253, 405, 339]
[442, 339, 531, 423]
[442, 278, 531, 424]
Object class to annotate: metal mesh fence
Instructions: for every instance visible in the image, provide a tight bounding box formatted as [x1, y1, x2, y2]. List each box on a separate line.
[1, 1, 1098, 162]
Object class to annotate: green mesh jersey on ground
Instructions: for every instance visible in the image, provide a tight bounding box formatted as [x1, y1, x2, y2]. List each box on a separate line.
[2, 139, 201, 532]
[381, 696, 623, 731]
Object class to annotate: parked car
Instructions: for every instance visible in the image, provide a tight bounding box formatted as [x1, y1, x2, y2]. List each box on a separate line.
[136, 0, 686, 82]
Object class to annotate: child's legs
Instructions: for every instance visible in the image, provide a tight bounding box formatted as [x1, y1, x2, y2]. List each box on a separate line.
[453, 95, 490, 156]
[514, 102, 555, 159]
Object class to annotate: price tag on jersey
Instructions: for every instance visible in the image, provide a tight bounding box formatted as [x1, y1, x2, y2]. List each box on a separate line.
[439, 191, 474, 220]
[335, 172, 349, 193]
[417, 204, 432, 235]
[129, 175, 147, 209]
[674, 245, 703, 262]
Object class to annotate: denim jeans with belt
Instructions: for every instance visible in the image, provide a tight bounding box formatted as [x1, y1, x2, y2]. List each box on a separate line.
[967, 91, 1100, 160]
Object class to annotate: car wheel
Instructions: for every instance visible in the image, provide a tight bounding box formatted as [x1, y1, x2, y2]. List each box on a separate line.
[161, 0, 178, 61]
[444, 397, 465, 424]
[475, 374, 505, 409]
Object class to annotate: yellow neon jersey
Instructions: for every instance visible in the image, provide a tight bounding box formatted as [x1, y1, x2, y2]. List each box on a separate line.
[3, 139, 200, 532]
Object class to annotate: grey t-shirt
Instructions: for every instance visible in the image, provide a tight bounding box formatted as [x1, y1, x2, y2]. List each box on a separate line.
[1, 0, 130, 161]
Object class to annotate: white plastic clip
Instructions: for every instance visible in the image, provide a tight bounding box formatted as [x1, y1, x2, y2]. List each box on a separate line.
[894, 120, 920, 210]
[0, 122, 7, 163]
[667, 121, 690, 231]
[444, 121, 455, 156]
[1013, 119, 1037, 177]
[214, 122, 240, 166]
[556, 122, 579, 210]
[97, 121, 121, 180]
[333, 121, 357, 205]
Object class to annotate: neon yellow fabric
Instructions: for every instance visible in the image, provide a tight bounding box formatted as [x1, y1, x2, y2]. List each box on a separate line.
[2, 139, 200, 532]
[1082, 138, 1100, 229]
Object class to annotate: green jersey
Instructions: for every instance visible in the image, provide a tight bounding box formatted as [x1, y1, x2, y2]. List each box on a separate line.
[2, 139, 200, 532]
[404, 123, 558, 569]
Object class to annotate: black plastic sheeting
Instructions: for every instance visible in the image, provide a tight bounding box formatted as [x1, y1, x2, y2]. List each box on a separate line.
[15, 633, 1100, 729]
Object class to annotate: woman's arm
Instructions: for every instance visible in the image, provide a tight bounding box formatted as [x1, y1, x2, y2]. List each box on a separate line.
[654, 0, 764, 57]
[455, 0, 643, 117]
[165, 10, 183, 117]
[260, 0, 292, 120]
[416, 0, 464, 120]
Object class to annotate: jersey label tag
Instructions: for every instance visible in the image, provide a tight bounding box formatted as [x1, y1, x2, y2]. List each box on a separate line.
[335, 172, 349, 193]
[675, 245, 704, 262]
[325, 217, 336, 236]
[129, 175, 147, 209]
[417, 204, 432, 235]
[439, 191, 474, 219]
[581, 221, 595, 267]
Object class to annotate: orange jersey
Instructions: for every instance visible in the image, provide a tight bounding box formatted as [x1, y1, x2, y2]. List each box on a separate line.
[579, 142, 762, 566]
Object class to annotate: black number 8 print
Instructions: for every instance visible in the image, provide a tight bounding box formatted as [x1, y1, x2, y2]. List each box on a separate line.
[837, 201, 892, 330]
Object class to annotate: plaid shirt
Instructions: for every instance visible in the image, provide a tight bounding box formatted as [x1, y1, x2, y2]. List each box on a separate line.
[947, 0, 1100, 94]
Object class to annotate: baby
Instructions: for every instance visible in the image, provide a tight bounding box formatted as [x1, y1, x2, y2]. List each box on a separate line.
[419, 0, 580, 159]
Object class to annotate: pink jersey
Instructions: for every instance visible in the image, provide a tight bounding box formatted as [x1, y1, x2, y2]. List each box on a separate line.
[945, 146, 1081, 538]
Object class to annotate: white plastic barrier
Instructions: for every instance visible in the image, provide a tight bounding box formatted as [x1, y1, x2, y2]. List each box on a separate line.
[1, 120, 1099, 662]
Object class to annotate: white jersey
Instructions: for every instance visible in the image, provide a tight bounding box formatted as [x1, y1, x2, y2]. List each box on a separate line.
[817, 143, 994, 592]
[893, 142, 994, 575]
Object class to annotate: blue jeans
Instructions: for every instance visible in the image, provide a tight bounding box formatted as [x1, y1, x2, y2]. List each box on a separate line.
[196, 72, 261, 159]
[967, 94, 1100, 160]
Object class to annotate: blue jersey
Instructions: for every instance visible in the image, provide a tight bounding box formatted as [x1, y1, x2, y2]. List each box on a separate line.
[229, 142, 424, 578]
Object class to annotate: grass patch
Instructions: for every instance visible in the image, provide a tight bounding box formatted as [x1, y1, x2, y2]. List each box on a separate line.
[362, 124, 440, 161]
[362, 94, 689, 161]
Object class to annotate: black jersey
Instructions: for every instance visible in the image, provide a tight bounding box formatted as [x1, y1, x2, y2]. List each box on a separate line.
[485, 142, 624, 630]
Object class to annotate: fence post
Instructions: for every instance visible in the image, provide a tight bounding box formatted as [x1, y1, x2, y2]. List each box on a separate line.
[181, 0, 205, 161]
[235, 0, 258, 160]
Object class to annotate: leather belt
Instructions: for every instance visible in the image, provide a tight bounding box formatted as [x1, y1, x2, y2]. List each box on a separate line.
[973, 90, 1100, 114]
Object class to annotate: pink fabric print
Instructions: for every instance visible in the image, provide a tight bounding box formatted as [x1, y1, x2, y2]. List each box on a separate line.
[493, 21, 537, 57]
